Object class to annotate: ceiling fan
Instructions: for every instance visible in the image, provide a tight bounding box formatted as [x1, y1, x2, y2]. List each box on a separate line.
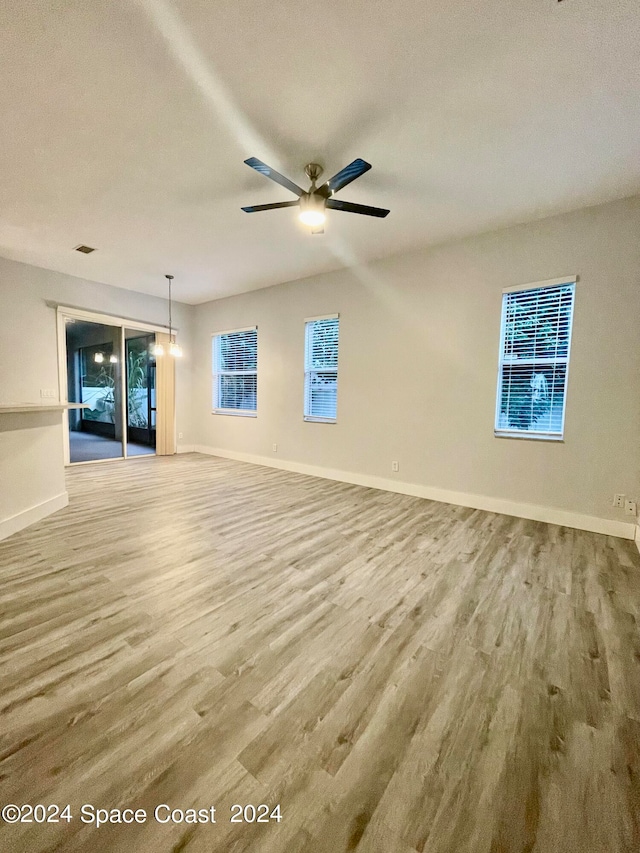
[241, 157, 390, 233]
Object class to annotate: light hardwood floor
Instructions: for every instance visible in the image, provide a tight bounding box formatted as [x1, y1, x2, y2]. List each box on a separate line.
[1, 453, 639, 853]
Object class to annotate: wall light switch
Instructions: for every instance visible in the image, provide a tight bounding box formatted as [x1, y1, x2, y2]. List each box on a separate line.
[272, 443, 278, 452]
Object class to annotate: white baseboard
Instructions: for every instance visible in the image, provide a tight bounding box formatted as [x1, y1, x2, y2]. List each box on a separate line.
[635, 524, 640, 555]
[177, 444, 196, 454]
[194, 445, 636, 540]
[0, 492, 69, 542]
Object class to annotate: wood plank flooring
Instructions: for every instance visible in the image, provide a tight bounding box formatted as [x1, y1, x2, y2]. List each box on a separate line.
[1, 452, 639, 852]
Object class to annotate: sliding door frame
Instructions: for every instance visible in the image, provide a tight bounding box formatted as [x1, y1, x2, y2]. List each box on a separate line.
[56, 306, 174, 466]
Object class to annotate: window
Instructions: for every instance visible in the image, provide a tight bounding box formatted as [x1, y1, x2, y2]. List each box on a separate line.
[495, 278, 575, 440]
[304, 315, 339, 422]
[212, 327, 257, 415]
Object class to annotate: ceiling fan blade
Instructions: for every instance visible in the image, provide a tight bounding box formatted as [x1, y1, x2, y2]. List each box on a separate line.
[241, 200, 300, 213]
[326, 198, 390, 218]
[244, 158, 305, 197]
[315, 158, 372, 198]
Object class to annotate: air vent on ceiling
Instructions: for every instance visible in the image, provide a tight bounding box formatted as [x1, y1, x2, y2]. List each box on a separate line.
[74, 244, 96, 254]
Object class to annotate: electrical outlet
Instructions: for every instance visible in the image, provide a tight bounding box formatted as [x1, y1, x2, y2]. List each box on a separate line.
[272, 443, 277, 452]
[178, 432, 183, 439]
[40, 389, 56, 399]
[624, 499, 637, 517]
[613, 494, 625, 508]
[392, 461, 399, 473]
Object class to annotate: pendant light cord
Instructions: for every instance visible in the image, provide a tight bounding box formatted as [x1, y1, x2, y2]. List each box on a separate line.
[165, 274, 174, 340]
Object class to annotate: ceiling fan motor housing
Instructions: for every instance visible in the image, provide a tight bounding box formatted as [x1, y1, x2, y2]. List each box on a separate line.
[299, 192, 326, 217]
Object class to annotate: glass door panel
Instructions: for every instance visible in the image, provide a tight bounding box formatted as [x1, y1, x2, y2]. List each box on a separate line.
[125, 330, 156, 458]
[65, 319, 124, 462]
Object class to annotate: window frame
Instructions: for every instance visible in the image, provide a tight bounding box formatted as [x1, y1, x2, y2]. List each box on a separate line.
[304, 313, 339, 424]
[494, 277, 576, 442]
[211, 326, 258, 417]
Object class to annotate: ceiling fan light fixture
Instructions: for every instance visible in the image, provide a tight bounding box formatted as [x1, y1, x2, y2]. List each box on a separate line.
[298, 193, 326, 228]
[299, 209, 326, 227]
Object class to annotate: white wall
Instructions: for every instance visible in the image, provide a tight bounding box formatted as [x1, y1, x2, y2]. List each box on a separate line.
[191, 195, 640, 537]
[0, 256, 194, 538]
[0, 411, 68, 539]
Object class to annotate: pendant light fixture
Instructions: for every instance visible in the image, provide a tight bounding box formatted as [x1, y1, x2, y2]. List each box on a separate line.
[152, 273, 183, 357]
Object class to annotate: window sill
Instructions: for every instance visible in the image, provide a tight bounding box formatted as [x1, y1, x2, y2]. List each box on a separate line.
[494, 430, 563, 442]
[304, 416, 337, 424]
[212, 410, 257, 418]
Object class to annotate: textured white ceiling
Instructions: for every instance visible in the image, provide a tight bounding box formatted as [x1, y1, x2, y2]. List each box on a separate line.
[0, 0, 639, 304]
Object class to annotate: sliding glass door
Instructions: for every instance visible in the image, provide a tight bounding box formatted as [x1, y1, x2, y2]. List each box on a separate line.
[61, 309, 171, 465]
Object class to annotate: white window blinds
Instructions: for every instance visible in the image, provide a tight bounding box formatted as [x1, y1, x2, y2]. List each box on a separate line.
[495, 279, 575, 440]
[304, 316, 339, 422]
[212, 327, 257, 415]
